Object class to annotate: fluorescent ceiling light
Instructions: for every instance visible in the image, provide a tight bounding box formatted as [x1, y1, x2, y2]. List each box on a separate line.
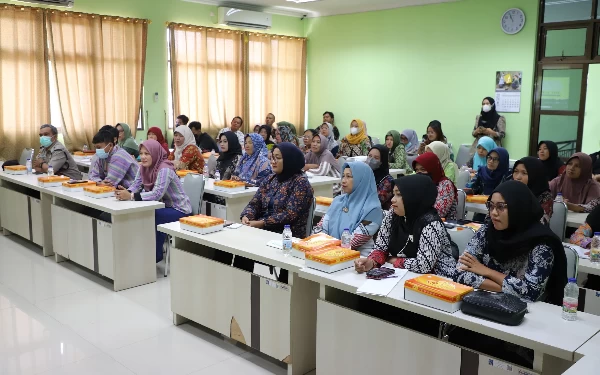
[286, 0, 320, 3]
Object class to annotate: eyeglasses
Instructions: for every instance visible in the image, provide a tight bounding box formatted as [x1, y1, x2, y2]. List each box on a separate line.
[485, 201, 508, 213]
[486, 155, 500, 162]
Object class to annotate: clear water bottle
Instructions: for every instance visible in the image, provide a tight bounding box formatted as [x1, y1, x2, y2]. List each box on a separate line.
[282, 225, 292, 257]
[83, 144, 88, 152]
[203, 164, 208, 178]
[341, 228, 352, 249]
[555, 193, 564, 203]
[214, 169, 221, 181]
[562, 278, 579, 321]
[26, 159, 32, 175]
[47, 165, 54, 176]
[590, 232, 600, 264]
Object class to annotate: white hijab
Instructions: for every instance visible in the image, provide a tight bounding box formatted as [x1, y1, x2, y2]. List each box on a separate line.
[174, 125, 197, 161]
[323, 122, 338, 151]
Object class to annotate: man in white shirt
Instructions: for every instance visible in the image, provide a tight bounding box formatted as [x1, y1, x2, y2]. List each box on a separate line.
[217, 116, 245, 146]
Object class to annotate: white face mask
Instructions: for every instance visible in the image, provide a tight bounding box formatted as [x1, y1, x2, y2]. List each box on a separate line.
[350, 127, 359, 135]
[482, 104, 492, 113]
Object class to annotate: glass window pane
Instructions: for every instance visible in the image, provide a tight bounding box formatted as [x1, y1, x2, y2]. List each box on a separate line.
[545, 28, 587, 57]
[545, 0, 592, 23]
[541, 69, 582, 111]
[538, 115, 579, 158]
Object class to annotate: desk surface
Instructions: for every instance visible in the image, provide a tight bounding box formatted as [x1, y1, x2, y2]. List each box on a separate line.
[299, 266, 600, 361]
[389, 169, 406, 177]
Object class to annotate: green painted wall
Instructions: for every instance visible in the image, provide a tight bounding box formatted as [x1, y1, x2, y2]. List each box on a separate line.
[0, 0, 304, 142]
[305, 0, 538, 159]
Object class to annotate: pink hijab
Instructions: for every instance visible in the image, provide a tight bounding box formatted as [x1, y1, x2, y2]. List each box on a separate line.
[140, 140, 175, 191]
[549, 152, 600, 204]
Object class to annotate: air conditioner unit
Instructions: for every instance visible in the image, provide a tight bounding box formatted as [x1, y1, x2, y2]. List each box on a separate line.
[16, 0, 74, 7]
[217, 7, 272, 30]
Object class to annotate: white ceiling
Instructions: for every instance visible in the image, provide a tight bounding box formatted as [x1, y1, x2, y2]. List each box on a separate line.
[183, 0, 460, 18]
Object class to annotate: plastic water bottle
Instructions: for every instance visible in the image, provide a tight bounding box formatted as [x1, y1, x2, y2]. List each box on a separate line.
[562, 278, 579, 321]
[590, 233, 600, 264]
[83, 144, 88, 152]
[341, 229, 352, 249]
[282, 225, 292, 257]
[214, 169, 221, 181]
[47, 165, 54, 176]
[203, 164, 208, 178]
[555, 193, 564, 203]
[26, 159, 32, 175]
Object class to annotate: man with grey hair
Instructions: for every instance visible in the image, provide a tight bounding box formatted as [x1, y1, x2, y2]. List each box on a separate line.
[34, 124, 82, 180]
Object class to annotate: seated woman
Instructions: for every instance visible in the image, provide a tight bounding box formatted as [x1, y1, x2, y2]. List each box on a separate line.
[354, 174, 456, 276]
[259, 125, 276, 151]
[147, 126, 169, 153]
[413, 153, 458, 220]
[455, 181, 566, 304]
[337, 119, 372, 158]
[570, 205, 600, 249]
[538, 141, 565, 181]
[385, 130, 412, 172]
[314, 162, 383, 256]
[116, 123, 139, 158]
[232, 133, 272, 186]
[466, 136, 495, 171]
[302, 129, 317, 153]
[466, 147, 511, 195]
[115, 140, 192, 263]
[304, 134, 342, 196]
[512, 157, 553, 226]
[211, 131, 243, 180]
[401, 129, 420, 155]
[277, 122, 299, 146]
[168, 125, 204, 172]
[238, 143, 314, 282]
[320, 122, 339, 155]
[368, 145, 394, 210]
[550, 153, 600, 212]
[426, 141, 459, 184]
[470, 97, 506, 150]
[253, 125, 261, 134]
[417, 120, 448, 156]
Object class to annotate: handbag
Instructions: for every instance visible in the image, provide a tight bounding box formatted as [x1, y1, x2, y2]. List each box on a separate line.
[461, 290, 528, 326]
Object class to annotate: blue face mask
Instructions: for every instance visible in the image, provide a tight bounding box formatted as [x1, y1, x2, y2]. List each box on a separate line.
[95, 145, 111, 159]
[40, 136, 53, 147]
[405, 142, 412, 149]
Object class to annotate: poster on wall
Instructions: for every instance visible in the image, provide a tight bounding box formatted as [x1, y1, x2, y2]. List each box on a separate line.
[495, 71, 522, 113]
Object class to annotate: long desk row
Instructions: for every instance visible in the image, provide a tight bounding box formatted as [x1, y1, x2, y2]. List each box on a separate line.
[158, 222, 600, 375]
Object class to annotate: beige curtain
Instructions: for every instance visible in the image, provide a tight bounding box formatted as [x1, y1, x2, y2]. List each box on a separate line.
[170, 24, 244, 137]
[48, 12, 147, 150]
[0, 6, 50, 160]
[247, 34, 306, 133]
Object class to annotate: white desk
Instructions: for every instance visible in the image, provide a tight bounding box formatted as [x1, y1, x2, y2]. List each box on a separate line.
[465, 202, 488, 215]
[157, 222, 318, 375]
[73, 156, 92, 172]
[0, 172, 163, 291]
[389, 168, 406, 178]
[566, 332, 600, 374]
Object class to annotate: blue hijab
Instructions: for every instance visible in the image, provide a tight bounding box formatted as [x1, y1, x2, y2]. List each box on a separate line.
[326, 162, 384, 239]
[473, 136, 496, 170]
[477, 147, 509, 195]
[236, 133, 270, 182]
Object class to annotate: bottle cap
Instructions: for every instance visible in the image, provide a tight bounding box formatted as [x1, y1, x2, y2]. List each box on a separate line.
[344, 228, 349, 231]
[284, 225, 290, 228]
[557, 193, 562, 196]
[568, 278, 577, 283]
[595, 232, 600, 236]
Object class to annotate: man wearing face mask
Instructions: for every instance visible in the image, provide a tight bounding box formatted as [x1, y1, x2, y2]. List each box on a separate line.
[34, 124, 82, 180]
[366, 145, 394, 210]
[470, 96, 506, 156]
[88, 130, 139, 188]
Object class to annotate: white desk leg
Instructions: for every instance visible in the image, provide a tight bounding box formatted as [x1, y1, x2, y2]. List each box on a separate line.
[111, 211, 157, 291]
[312, 185, 332, 198]
[226, 197, 251, 223]
[288, 273, 319, 375]
[40, 192, 54, 257]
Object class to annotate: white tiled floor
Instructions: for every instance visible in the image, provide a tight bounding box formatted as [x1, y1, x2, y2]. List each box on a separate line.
[0, 235, 287, 375]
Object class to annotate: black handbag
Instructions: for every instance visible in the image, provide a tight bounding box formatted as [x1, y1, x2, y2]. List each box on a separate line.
[461, 290, 528, 326]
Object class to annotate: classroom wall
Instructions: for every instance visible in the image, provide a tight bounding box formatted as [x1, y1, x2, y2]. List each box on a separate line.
[0, 0, 305, 142]
[583, 65, 600, 154]
[304, 0, 539, 159]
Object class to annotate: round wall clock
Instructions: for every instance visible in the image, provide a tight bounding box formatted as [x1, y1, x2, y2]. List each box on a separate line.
[501, 8, 526, 35]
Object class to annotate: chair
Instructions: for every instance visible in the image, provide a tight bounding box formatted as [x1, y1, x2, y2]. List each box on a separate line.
[563, 245, 579, 280]
[407, 154, 418, 168]
[454, 144, 471, 168]
[306, 197, 316, 238]
[456, 189, 467, 220]
[19, 148, 34, 166]
[165, 173, 205, 277]
[338, 156, 347, 171]
[207, 153, 217, 175]
[448, 227, 475, 257]
[455, 169, 470, 190]
[371, 137, 380, 145]
[549, 201, 568, 240]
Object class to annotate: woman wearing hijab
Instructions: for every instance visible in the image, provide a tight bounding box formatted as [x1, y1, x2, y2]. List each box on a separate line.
[147, 127, 169, 153]
[320, 122, 339, 155]
[413, 153, 458, 220]
[337, 119, 372, 158]
[550, 153, 600, 210]
[512, 157, 554, 226]
[315, 162, 383, 256]
[467, 136, 496, 171]
[233, 133, 272, 186]
[426, 141, 459, 184]
[355, 174, 456, 277]
[570, 205, 600, 249]
[168, 125, 204, 172]
[305, 134, 342, 196]
[115, 140, 192, 262]
[212, 131, 243, 180]
[401, 129, 419, 155]
[466, 147, 511, 196]
[259, 125, 276, 151]
[385, 130, 412, 172]
[277, 121, 299, 146]
[116, 123, 139, 158]
[538, 141, 565, 181]
[367, 145, 394, 210]
[470, 97, 506, 151]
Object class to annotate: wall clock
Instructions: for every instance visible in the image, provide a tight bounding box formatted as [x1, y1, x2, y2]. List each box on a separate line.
[501, 8, 525, 35]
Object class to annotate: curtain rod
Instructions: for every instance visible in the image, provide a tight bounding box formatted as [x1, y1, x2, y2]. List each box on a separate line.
[167, 22, 305, 40]
[0, 3, 151, 24]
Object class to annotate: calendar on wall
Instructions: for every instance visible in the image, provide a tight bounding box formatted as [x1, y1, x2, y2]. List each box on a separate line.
[495, 71, 522, 113]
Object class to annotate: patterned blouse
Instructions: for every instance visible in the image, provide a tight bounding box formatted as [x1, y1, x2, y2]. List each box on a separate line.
[128, 168, 192, 214]
[368, 210, 457, 278]
[210, 155, 241, 181]
[314, 215, 381, 257]
[337, 138, 372, 158]
[241, 173, 314, 238]
[454, 224, 554, 303]
[308, 161, 342, 197]
[168, 145, 204, 172]
[233, 158, 272, 186]
[539, 191, 554, 226]
[389, 144, 413, 173]
[436, 179, 457, 220]
[570, 223, 593, 249]
[377, 175, 394, 210]
[470, 115, 507, 149]
[574, 197, 600, 213]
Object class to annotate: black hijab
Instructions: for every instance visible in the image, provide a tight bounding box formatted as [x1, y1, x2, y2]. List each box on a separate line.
[478, 97, 501, 129]
[538, 141, 564, 181]
[586, 205, 600, 234]
[486, 181, 567, 305]
[217, 131, 243, 176]
[369, 145, 391, 184]
[513, 157, 550, 197]
[273, 142, 305, 183]
[259, 125, 275, 145]
[388, 175, 441, 258]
